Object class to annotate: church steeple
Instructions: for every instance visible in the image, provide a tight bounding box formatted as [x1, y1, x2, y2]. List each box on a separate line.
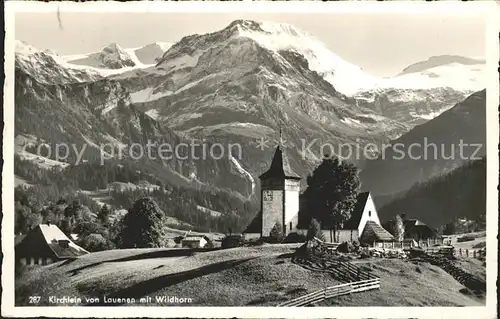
[259, 129, 300, 180]
[258, 129, 301, 238]
[259, 145, 301, 180]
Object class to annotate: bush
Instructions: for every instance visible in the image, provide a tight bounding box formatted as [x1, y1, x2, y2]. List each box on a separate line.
[269, 222, 284, 243]
[283, 232, 306, 243]
[472, 241, 486, 249]
[337, 241, 355, 253]
[221, 235, 244, 248]
[457, 235, 475, 242]
[78, 234, 115, 252]
[306, 218, 325, 241]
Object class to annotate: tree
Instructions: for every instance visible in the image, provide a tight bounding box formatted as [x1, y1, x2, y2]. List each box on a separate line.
[306, 218, 325, 241]
[303, 155, 360, 241]
[78, 234, 115, 252]
[443, 221, 456, 235]
[119, 197, 167, 248]
[97, 204, 111, 226]
[393, 214, 405, 242]
[269, 221, 284, 243]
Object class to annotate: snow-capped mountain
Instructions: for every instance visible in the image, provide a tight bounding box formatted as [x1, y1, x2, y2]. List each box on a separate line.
[66, 43, 137, 69]
[361, 89, 486, 196]
[133, 42, 173, 64]
[14, 19, 485, 200]
[398, 55, 485, 76]
[15, 40, 104, 84]
[108, 20, 408, 172]
[64, 42, 172, 70]
[353, 56, 485, 127]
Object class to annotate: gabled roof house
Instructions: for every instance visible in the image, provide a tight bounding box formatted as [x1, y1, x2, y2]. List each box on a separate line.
[15, 223, 88, 266]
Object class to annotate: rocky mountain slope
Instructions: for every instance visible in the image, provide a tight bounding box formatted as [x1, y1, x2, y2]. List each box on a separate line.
[361, 90, 486, 196]
[15, 40, 104, 84]
[14, 19, 486, 207]
[14, 66, 252, 199]
[353, 56, 485, 128]
[104, 20, 411, 180]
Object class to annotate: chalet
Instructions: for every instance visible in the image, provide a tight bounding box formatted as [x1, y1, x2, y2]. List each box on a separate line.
[403, 218, 439, 240]
[383, 215, 443, 247]
[15, 223, 88, 266]
[243, 144, 393, 246]
[181, 235, 210, 248]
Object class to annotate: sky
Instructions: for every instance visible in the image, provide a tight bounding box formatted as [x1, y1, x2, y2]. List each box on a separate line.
[15, 12, 486, 77]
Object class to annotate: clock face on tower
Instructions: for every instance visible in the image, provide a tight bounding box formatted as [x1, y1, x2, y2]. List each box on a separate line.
[263, 190, 273, 201]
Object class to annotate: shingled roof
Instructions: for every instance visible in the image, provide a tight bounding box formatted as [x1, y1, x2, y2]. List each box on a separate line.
[259, 146, 301, 180]
[360, 220, 394, 243]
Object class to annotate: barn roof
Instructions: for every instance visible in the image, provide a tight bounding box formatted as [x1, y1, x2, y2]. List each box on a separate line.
[243, 212, 262, 234]
[15, 234, 26, 246]
[16, 224, 88, 259]
[360, 220, 394, 242]
[259, 146, 301, 180]
[404, 219, 428, 227]
[342, 192, 371, 230]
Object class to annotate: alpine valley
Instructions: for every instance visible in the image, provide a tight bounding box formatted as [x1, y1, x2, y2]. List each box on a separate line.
[14, 20, 486, 232]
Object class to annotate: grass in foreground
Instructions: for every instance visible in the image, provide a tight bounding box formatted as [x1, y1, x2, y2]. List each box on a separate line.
[321, 258, 485, 306]
[16, 244, 485, 307]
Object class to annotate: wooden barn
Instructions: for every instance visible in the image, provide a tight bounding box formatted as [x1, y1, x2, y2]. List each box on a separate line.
[15, 223, 88, 266]
[181, 235, 210, 248]
[359, 220, 395, 248]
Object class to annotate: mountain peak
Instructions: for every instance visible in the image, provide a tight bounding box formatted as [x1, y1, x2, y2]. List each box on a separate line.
[102, 42, 125, 54]
[15, 40, 40, 56]
[226, 19, 311, 39]
[399, 55, 485, 76]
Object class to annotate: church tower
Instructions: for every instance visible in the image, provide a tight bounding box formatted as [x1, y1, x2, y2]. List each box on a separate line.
[259, 143, 301, 238]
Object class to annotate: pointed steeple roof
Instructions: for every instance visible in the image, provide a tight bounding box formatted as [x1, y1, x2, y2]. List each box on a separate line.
[259, 145, 301, 180]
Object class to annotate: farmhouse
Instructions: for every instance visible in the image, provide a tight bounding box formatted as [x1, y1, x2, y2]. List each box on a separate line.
[243, 145, 393, 245]
[15, 223, 88, 266]
[383, 215, 443, 245]
[181, 235, 210, 248]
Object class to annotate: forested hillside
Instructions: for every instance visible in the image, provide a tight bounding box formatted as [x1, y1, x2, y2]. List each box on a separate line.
[378, 157, 486, 229]
[14, 155, 257, 237]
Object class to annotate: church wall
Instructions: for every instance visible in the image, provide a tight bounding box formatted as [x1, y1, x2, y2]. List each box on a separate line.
[284, 190, 300, 234]
[357, 194, 381, 235]
[315, 230, 360, 243]
[261, 189, 283, 237]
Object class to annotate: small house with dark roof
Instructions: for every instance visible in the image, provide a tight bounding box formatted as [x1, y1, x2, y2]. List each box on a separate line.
[181, 235, 211, 248]
[15, 223, 88, 266]
[383, 215, 443, 246]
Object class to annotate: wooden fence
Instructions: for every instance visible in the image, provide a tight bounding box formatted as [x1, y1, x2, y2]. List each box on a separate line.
[278, 278, 381, 307]
[425, 247, 486, 259]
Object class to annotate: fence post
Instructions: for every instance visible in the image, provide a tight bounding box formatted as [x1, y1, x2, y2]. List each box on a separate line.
[466, 249, 469, 257]
[473, 250, 476, 258]
[459, 248, 462, 256]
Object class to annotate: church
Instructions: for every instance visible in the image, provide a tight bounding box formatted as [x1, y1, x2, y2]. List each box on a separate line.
[243, 144, 394, 246]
